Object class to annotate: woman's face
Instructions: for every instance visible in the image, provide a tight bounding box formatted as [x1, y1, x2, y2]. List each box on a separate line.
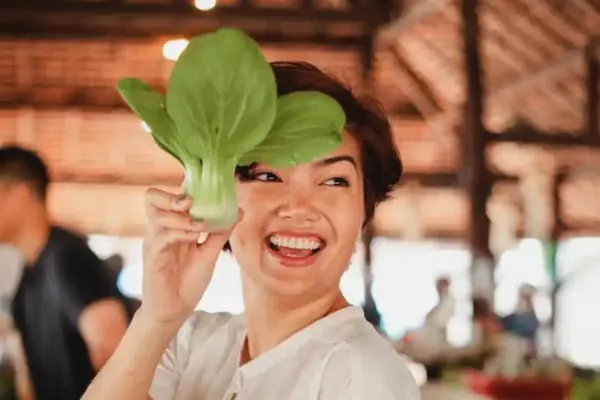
[229, 132, 364, 300]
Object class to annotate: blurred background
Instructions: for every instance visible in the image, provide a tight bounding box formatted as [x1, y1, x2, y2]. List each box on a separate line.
[0, 0, 599, 398]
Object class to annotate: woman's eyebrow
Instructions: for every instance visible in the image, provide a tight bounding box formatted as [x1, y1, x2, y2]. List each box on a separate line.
[314, 155, 358, 171]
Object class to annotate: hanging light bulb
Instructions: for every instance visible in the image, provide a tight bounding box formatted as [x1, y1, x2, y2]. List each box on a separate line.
[194, 0, 216, 10]
[162, 39, 189, 61]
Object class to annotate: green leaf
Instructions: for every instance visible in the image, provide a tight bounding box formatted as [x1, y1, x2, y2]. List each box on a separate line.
[116, 78, 182, 164]
[165, 28, 277, 159]
[239, 91, 346, 167]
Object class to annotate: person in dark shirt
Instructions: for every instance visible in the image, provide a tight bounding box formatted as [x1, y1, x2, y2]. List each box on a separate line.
[0, 145, 130, 400]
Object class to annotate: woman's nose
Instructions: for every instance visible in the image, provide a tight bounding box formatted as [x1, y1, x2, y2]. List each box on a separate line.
[276, 191, 320, 223]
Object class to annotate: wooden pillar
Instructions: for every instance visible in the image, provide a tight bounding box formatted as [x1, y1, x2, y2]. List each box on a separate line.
[460, 0, 494, 299]
[360, 33, 375, 85]
[547, 170, 566, 354]
[586, 43, 599, 139]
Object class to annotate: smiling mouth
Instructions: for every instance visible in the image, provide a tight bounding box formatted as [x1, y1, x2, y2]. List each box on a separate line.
[266, 234, 325, 259]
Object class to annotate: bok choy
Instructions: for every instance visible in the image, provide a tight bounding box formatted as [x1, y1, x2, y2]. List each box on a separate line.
[116, 28, 346, 232]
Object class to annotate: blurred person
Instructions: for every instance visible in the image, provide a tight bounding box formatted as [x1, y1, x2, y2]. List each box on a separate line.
[0, 145, 130, 400]
[0, 245, 23, 314]
[501, 284, 540, 346]
[471, 296, 503, 356]
[0, 246, 23, 400]
[394, 278, 455, 358]
[82, 62, 420, 400]
[425, 276, 456, 335]
[103, 254, 142, 317]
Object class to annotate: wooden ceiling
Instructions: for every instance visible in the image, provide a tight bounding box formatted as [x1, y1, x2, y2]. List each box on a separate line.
[0, 0, 598, 241]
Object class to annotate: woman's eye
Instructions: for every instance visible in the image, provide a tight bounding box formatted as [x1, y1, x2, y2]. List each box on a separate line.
[252, 172, 281, 182]
[323, 177, 350, 187]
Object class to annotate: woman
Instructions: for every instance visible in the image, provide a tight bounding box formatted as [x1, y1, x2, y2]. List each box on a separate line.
[82, 62, 420, 400]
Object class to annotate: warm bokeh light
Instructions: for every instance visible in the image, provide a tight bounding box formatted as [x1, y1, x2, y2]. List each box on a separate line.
[194, 0, 216, 10]
[162, 38, 189, 61]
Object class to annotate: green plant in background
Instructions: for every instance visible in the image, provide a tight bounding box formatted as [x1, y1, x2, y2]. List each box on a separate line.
[571, 376, 600, 400]
[117, 28, 346, 232]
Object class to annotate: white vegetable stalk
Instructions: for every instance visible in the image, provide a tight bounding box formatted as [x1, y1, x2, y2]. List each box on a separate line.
[183, 156, 239, 232]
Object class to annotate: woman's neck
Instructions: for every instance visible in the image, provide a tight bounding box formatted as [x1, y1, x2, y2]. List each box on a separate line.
[240, 289, 348, 365]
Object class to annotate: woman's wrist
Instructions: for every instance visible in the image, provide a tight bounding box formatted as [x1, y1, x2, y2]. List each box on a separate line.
[133, 306, 188, 339]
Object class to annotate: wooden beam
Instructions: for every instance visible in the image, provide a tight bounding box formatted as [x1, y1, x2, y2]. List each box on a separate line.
[0, 88, 423, 119]
[422, 44, 593, 144]
[388, 45, 441, 115]
[0, 29, 363, 49]
[488, 127, 600, 147]
[0, 0, 384, 42]
[0, 0, 372, 23]
[402, 171, 517, 187]
[51, 173, 182, 187]
[378, 0, 451, 41]
[491, 48, 583, 101]
[50, 171, 492, 188]
[461, 0, 491, 262]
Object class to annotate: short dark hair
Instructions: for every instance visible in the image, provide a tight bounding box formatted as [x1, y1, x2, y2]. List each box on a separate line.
[0, 145, 50, 201]
[226, 62, 403, 251]
[238, 61, 402, 221]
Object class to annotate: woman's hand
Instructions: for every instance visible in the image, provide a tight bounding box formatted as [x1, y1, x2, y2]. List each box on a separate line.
[139, 188, 242, 326]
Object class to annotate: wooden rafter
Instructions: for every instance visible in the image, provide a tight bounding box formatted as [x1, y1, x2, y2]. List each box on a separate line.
[428, 42, 597, 143]
[378, 0, 451, 41]
[387, 45, 441, 116]
[50, 170, 509, 188]
[491, 47, 583, 101]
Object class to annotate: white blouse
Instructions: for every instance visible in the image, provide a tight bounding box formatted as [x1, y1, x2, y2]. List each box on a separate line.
[149, 306, 420, 400]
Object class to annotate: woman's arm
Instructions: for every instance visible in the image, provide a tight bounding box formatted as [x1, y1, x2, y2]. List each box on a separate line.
[5, 331, 35, 400]
[81, 189, 239, 400]
[81, 309, 183, 400]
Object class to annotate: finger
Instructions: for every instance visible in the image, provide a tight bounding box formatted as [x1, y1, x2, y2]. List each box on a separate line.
[177, 209, 244, 288]
[151, 210, 206, 231]
[150, 229, 201, 255]
[145, 187, 191, 217]
[193, 208, 244, 259]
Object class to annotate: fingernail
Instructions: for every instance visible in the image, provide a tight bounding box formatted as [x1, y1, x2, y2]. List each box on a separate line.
[173, 195, 187, 208]
[197, 232, 209, 245]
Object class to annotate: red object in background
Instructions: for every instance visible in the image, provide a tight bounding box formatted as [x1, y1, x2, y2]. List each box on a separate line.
[463, 370, 572, 400]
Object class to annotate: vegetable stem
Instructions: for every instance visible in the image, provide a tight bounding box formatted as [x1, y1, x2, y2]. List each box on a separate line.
[184, 156, 239, 232]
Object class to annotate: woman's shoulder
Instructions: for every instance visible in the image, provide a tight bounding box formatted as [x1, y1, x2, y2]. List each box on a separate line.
[150, 311, 243, 400]
[168, 310, 243, 363]
[178, 309, 242, 342]
[186, 309, 239, 331]
[318, 327, 421, 399]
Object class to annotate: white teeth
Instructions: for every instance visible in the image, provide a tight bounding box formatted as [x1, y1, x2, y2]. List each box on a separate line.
[269, 235, 322, 250]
